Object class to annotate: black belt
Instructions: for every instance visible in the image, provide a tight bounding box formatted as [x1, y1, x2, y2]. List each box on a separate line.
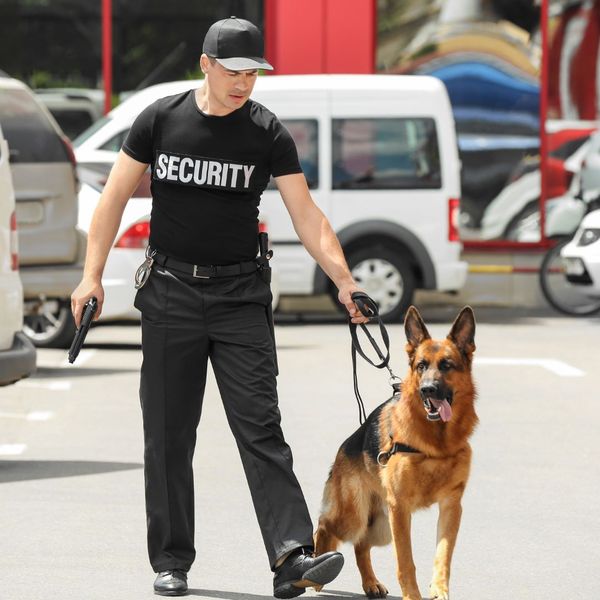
[152, 252, 259, 279]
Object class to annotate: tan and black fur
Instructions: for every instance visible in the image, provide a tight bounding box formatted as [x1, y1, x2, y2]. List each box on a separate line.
[315, 306, 478, 600]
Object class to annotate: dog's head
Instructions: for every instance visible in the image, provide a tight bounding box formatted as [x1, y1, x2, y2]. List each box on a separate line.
[404, 306, 476, 423]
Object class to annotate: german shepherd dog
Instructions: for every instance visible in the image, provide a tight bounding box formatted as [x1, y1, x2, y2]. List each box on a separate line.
[315, 306, 477, 600]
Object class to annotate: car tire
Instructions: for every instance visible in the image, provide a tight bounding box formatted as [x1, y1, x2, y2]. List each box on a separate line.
[337, 245, 416, 323]
[23, 299, 77, 349]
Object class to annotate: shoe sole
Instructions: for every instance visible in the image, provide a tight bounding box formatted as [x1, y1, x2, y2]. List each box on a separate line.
[274, 553, 344, 599]
[153, 589, 188, 596]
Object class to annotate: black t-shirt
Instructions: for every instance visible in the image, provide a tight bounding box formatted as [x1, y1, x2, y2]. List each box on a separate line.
[122, 89, 302, 265]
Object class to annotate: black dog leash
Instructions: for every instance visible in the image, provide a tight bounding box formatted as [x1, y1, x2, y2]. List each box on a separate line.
[349, 292, 402, 424]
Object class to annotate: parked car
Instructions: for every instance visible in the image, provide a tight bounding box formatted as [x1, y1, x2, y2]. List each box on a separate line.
[480, 123, 596, 240]
[560, 208, 600, 296]
[75, 75, 467, 321]
[34, 88, 104, 141]
[0, 122, 36, 385]
[0, 76, 84, 348]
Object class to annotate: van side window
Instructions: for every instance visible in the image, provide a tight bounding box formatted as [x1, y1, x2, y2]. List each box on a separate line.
[267, 119, 319, 189]
[332, 118, 441, 190]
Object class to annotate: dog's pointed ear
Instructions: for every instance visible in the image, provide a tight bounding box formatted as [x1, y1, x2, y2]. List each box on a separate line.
[404, 306, 431, 355]
[447, 306, 476, 357]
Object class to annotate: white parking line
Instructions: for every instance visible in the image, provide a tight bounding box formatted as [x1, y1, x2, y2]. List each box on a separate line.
[476, 357, 585, 377]
[18, 380, 72, 391]
[59, 349, 96, 368]
[0, 444, 27, 456]
[0, 411, 54, 421]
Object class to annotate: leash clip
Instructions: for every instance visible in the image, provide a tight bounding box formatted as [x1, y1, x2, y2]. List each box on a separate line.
[376, 451, 391, 468]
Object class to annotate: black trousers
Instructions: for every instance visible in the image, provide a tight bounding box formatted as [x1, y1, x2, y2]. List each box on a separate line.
[134, 264, 314, 572]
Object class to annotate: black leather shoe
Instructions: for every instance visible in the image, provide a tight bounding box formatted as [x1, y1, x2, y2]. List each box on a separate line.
[273, 548, 344, 599]
[153, 569, 188, 596]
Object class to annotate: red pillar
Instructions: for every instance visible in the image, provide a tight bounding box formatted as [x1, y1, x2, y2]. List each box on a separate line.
[264, 0, 376, 74]
[540, 0, 549, 242]
[102, 0, 113, 115]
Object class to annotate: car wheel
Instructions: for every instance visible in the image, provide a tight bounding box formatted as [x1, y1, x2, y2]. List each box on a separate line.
[340, 245, 416, 323]
[23, 299, 77, 348]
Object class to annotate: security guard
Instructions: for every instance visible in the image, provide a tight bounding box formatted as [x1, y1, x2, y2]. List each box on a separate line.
[71, 16, 368, 598]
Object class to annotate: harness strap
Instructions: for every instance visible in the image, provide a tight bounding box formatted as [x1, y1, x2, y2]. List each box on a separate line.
[375, 390, 423, 467]
[377, 441, 422, 467]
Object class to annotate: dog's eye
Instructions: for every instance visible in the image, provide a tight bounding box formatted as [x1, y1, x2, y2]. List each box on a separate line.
[417, 361, 427, 373]
[439, 360, 453, 371]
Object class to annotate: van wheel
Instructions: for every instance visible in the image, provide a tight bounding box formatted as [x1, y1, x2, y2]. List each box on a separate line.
[23, 299, 77, 349]
[341, 246, 415, 323]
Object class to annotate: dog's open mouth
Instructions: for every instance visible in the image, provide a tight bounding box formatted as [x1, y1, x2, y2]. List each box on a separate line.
[423, 397, 453, 422]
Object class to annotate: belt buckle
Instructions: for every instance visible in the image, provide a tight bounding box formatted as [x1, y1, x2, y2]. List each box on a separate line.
[193, 264, 211, 279]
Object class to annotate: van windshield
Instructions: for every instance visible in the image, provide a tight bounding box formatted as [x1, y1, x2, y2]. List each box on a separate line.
[332, 117, 442, 189]
[0, 88, 68, 163]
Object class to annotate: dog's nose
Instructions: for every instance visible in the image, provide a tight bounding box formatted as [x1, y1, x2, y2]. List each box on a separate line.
[420, 383, 438, 397]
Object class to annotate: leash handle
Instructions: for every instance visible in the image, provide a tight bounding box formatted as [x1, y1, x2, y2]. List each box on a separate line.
[349, 292, 395, 424]
[349, 292, 390, 369]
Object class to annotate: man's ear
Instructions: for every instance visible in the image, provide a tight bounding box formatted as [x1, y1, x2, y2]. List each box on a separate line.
[447, 306, 476, 357]
[404, 305, 431, 358]
[200, 54, 211, 74]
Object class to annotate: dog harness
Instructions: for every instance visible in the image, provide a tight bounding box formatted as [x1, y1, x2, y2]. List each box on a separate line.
[376, 385, 423, 467]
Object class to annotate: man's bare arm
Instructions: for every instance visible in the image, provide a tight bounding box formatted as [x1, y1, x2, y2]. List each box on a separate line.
[71, 151, 148, 326]
[275, 172, 368, 324]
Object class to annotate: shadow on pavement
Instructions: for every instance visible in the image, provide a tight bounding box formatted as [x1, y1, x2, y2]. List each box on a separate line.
[189, 589, 385, 600]
[84, 342, 142, 351]
[33, 366, 139, 378]
[0, 459, 142, 483]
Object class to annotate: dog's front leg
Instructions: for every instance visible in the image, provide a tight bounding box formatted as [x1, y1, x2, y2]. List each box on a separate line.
[388, 502, 422, 600]
[430, 492, 463, 600]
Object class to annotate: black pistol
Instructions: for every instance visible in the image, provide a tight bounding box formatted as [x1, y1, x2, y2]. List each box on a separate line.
[68, 296, 98, 364]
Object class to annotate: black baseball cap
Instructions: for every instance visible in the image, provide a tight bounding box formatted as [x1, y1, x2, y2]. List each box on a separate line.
[202, 16, 274, 71]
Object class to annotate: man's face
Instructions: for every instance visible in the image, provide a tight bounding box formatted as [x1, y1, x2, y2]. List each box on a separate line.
[201, 55, 258, 113]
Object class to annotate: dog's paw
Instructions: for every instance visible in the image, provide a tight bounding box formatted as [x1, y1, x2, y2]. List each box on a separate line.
[313, 584, 324, 592]
[363, 580, 388, 598]
[430, 581, 449, 600]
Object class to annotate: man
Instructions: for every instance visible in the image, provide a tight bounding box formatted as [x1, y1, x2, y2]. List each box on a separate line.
[71, 16, 368, 598]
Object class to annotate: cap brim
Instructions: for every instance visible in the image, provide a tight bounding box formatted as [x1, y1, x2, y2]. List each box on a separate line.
[215, 57, 274, 71]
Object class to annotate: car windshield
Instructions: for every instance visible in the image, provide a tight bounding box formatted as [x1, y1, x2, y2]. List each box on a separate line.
[73, 115, 111, 147]
[0, 88, 67, 163]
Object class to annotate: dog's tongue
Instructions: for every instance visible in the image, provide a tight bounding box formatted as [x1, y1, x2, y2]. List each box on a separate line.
[431, 398, 453, 422]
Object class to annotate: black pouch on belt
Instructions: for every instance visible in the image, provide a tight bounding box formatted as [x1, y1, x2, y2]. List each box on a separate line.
[257, 231, 273, 284]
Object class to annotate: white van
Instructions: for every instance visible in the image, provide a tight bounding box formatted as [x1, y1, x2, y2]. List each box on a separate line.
[75, 75, 467, 321]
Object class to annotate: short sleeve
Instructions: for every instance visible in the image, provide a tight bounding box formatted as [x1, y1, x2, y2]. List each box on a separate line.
[270, 120, 303, 178]
[122, 102, 158, 164]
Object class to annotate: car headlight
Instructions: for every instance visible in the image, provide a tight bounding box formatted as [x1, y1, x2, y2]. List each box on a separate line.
[577, 228, 600, 247]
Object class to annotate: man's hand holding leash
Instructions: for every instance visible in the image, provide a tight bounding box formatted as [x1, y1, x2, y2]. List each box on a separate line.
[338, 282, 371, 324]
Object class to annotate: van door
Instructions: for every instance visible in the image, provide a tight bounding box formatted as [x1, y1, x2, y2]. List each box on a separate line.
[328, 85, 456, 319]
[253, 87, 329, 293]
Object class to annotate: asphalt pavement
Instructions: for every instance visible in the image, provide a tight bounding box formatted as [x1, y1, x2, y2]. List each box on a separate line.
[1, 306, 599, 600]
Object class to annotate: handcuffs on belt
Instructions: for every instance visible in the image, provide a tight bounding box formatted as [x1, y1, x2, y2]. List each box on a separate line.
[134, 246, 157, 290]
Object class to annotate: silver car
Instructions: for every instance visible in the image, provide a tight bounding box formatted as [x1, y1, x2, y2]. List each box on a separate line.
[0, 76, 85, 348]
